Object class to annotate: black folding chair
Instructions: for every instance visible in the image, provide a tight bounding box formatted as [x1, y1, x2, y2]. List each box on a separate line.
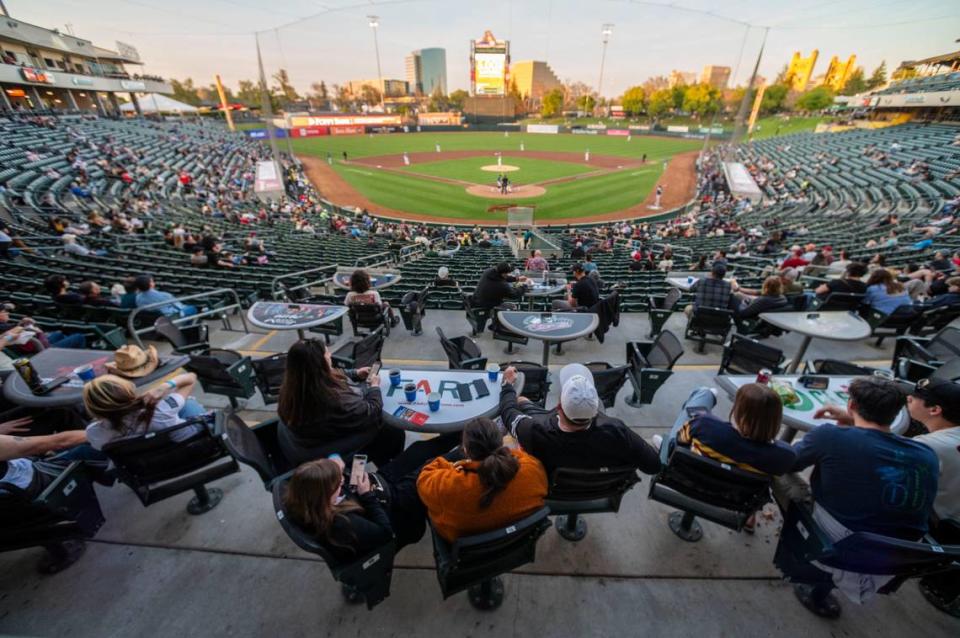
[430, 507, 551, 610]
[685, 306, 734, 354]
[331, 327, 385, 369]
[221, 413, 293, 490]
[648, 447, 772, 542]
[625, 330, 684, 407]
[153, 316, 210, 354]
[251, 352, 287, 406]
[184, 349, 256, 409]
[273, 476, 396, 609]
[102, 414, 239, 514]
[0, 461, 105, 573]
[348, 303, 390, 337]
[867, 307, 922, 347]
[462, 293, 491, 337]
[500, 361, 550, 406]
[718, 334, 785, 375]
[812, 292, 865, 312]
[893, 326, 960, 367]
[545, 467, 641, 541]
[647, 288, 682, 338]
[436, 326, 487, 370]
[584, 362, 631, 409]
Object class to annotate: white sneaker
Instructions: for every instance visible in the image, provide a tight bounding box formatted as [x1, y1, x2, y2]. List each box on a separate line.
[652, 434, 663, 450]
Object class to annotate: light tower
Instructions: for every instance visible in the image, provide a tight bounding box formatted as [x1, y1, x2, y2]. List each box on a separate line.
[597, 23, 614, 110]
[367, 15, 385, 111]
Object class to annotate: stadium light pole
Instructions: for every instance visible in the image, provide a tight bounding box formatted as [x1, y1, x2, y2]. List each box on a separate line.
[255, 32, 283, 177]
[732, 26, 769, 144]
[368, 15, 386, 112]
[596, 24, 614, 114]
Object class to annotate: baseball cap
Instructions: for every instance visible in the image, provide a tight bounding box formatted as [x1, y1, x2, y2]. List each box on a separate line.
[913, 378, 960, 423]
[559, 363, 600, 423]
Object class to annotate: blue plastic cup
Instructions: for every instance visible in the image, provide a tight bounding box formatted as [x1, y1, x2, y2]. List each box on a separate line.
[428, 392, 441, 412]
[389, 369, 401, 387]
[403, 383, 417, 402]
[74, 364, 96, 382]
[486, 363, 499, 382]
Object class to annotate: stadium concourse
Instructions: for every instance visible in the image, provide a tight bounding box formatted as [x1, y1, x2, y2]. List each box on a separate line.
[1, 113, 960, 637]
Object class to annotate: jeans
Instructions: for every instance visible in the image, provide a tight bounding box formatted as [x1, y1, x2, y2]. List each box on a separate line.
[178, 397, 207, 419]
[661, 386, 717, 465]
[179, 305, 199, 318]
[46, 331, 86, 349]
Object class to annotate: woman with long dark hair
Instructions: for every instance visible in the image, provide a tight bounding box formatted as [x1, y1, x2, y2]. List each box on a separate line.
[277, 339, 403, 466]
[417, 417, 547, 542]
[282, 430, 461, 561]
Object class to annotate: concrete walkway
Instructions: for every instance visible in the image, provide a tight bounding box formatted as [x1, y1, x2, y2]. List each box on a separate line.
[2, 310, 957, 637]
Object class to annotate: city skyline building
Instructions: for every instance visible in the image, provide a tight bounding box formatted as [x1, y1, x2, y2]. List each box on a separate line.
[405, 47, 447, 96]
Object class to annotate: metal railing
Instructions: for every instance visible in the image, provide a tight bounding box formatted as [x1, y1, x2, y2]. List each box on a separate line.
[355, 251, 392, 268]
[127, 288, 249, 348]
[270, 264, 338, 299]
[399, 243, 426, 262]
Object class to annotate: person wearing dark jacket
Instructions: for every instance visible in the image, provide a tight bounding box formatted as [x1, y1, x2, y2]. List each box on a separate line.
[277, 339, 404, 466]
[472, 262, 525, 309]
[281, 431, 460, 563]
[498, 363, 661, 479]
[736, 276, 789, 320]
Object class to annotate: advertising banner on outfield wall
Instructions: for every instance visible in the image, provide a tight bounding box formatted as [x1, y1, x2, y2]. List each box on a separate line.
[526, 124, 559, 134]
[330, 125, 366, 136]
[629, 126, 651, 132]
[667, 125, 689, 133]
[290, 126, 329, 138]
[290, 115, 402, 127]
[246, 129, 287, 139]
[418, 112, 462, 126]
[571, 129, 598, 135]
[607, 129, 630, 136]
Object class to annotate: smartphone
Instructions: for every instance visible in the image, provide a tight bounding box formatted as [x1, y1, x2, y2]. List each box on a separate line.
[288, 304, 301, 310]
[35, 376, 70, 395]
[798, 375, 829, 390]
[349, 454, 367, 487]
[805, 313, 820, 320]
[369, 362, 381, 377]
[472, 378, 490, 398]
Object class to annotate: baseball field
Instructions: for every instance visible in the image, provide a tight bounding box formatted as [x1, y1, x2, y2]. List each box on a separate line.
[291, 132, 704, 224]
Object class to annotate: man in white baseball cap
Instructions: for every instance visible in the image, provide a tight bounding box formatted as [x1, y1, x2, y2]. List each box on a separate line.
[499, 363, 661, 479]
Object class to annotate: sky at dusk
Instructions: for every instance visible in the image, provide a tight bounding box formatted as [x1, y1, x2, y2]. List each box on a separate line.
[7, 0, 960, 96]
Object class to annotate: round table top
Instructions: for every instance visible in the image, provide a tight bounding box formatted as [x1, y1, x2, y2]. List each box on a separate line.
[758, 310, 871, 341]
[523, 278, 568, 298]
[715, 374, 909, 435]
[3, 348, 189, 408]
[247, 301, 347, 331]
[497, 310, 599, 342]
[332, 270, 401, 291]
[379, 368, 521, 433]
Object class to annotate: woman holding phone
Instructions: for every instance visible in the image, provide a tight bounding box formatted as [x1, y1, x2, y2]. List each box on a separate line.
[277, 339, 403, 466]
[282, 431, 460, 561]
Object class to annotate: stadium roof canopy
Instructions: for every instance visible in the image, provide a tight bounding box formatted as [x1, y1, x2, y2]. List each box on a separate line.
[120, 93, 198, 113]
[0, 18, 141, 64]
[904, 50, 960, 68]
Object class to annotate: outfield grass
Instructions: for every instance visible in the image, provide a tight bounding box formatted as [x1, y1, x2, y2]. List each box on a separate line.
[291, 132, 699, 161]
[297, 132, 699, 221]
[401, 155, 595, 185]
[750, 115, 827, 140]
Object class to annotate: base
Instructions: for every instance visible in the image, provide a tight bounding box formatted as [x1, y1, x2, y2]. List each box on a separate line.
[187, 487, 224, 515]
[341, 583, 365, 605]
[37, 540, 86, 574]
[555, 514, 588, 542]
[468, 577, 505, 610]
[668, 511, 703, 542]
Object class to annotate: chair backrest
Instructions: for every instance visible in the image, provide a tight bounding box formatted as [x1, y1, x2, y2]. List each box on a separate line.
[719, 334, 784, 375]
[811, 359, 878, 376]
[153, 315, 188, 349]
[585, 362, 630, 408]
[928, 326, 960, 359]
[251, 352, 287, 405]
[646, 330, 684, 370]
[271, 477, 396, 609]
[546, 466, 640, 507]
[921, 304, 960, 333]
[502, 361, 550, 405]
[432, 507, 551, 599]
[932, 357, 960, 382]
[102, 415, 237, 505]
[690, 306, 733, 332]
[349, 303, 386, 329]
[185, 349, 243, 386]
[817, 292, 864, 312]
[436, 327, 462, 368]
[0, 461, 105, 548]
[663, 287, 682, 310]
[221, 413, 291, 488]
[651, 446, 772, 514]
[352, 328, 385, 368]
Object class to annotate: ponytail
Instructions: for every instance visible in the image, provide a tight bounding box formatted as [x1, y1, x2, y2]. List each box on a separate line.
[462, 418, 520, 508]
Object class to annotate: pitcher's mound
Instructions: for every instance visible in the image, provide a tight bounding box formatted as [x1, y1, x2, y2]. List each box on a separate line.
[481, 164, 520, 172]
[466, 184, 546, 199]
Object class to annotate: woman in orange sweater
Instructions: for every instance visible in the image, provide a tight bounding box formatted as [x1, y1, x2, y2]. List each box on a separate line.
[417, 417, 547, 542]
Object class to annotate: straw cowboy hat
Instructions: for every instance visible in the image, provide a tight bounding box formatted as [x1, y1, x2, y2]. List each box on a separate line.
[105, 345, 159, 378]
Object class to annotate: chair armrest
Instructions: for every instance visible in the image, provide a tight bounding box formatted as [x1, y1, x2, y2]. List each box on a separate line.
[460, 357, 488, 371]
[866, 308, 889, 330]
[780, 499, 835, 564]
[330, 353, 355, 369]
